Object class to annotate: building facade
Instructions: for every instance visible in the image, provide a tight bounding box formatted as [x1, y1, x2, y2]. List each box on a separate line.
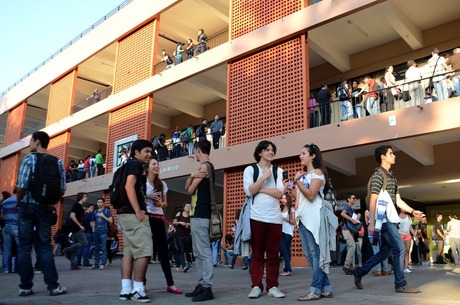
[1, 0, 460, 266]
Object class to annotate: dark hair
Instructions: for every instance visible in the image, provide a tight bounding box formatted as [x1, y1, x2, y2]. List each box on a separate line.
[145, 158, 164, 199]
[436, 212, 443, 216]
[1, 191, 12, 200]
[302, 143, 330, 191]
[31, 131, 50, 149]
[97, 197, 105, 203]
[195, 140, 211, 155]
[76, 192, 87, 202]
[282, 192, 294, 211]
[130, 140, 154, 158]
[346, 193, 355, 200]
[374, 145, 392, 164]
[253, 140, 277, 162]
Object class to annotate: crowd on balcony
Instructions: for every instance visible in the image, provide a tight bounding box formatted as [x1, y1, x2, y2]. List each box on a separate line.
[310, 47, 460, 127]
[66, 149, 105, 182]
[151, 114, 225, 161]
[161, 29, 208, 71]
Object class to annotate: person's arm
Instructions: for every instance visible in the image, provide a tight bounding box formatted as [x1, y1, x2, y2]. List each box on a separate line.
[395, 194, 422, 219]
[100, 210, 113, 224]
[185, 163, 208, 194]
[293, 169, 323, 202]
[70, 212, 84, 231]
[367, 193, 378, 235]
[125, 174, 145, 221]
[283, 210, 296, 225]
[341, 208, 358, 224]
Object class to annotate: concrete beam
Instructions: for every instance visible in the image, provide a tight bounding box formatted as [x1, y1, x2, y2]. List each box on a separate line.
[186, 75, 227, 100]
[309, 30, 351, 72]
[392, 137, 434, 166]
[323, 150, 356, 176]
[154, 96, 203, 118]
[192, 0, 228, 23]
[378, 1, 423, 50]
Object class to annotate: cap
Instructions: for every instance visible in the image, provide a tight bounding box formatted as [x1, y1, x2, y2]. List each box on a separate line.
[422, 213, 426, 217]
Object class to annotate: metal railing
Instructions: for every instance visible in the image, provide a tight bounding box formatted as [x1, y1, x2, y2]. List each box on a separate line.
[308, 70, 459, 128]
[1, 0, 133, 96]
[72, 86, 113, 113]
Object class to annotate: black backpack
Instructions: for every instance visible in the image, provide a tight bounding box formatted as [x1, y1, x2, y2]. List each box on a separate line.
[109, 160, 129, 209]
[29, 153, 62, 205]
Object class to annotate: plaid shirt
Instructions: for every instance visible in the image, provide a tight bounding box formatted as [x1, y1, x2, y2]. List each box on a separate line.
[16, 153, 66, 205]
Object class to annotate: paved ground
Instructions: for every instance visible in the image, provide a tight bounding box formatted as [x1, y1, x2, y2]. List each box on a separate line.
[0, 256, 459, 305]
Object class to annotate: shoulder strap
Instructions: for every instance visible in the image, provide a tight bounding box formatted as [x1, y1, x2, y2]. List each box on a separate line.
[252, 164, 258, 183]
[204, 162, 216, 209]
[273, 165, 278, 186]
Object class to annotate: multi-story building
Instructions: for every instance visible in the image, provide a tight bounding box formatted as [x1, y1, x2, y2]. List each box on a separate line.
[1, 0, 460, 266]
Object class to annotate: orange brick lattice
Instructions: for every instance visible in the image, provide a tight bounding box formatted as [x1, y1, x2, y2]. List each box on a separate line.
[228, 39, 307, 146]
[0, 154, 21, 193]
[47, 70, 77, 125]
[224, 159, 306, 265]
[4, 102, 26, 146]
[113, 20, 157, 94]
[106, 97, 152, 173]
[231, 0, 302, 39]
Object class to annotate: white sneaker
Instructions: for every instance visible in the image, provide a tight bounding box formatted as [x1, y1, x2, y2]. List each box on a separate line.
[268, 286, 285, 298]
[248, 286, 262, 298]
[404, 268, 412, 273]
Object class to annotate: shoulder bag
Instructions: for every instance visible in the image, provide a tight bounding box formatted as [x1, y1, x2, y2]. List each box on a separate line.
[204, 162, 223, 241]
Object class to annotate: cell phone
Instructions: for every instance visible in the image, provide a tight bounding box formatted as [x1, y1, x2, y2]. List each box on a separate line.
[288, 180, 294, 190]
[282, 171, 289, 181]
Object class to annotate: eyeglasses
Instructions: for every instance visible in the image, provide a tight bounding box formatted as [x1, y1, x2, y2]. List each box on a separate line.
[351, 197, 356, 200]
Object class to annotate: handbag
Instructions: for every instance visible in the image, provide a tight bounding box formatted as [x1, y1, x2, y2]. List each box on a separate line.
[401, 80, 411, 102]
[204, 162, 223, 242]
[377, 189, 400, 224]
[345, 218, 363, 234]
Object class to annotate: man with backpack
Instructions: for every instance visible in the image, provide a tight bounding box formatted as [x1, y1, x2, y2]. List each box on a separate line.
[353, 145, 422, 294]
[16, 131, 67, 297]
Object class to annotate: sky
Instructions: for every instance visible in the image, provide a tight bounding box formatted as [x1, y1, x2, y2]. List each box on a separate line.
[0, 0, 125, 94]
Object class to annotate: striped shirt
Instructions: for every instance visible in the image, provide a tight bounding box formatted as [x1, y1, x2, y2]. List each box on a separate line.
[16, 153, 66, 205]
[370, 166, 398, 206]
[0, 195, 19, 224]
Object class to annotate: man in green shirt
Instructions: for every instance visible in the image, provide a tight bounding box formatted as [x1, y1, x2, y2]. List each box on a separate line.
[95, 149, 104, 176]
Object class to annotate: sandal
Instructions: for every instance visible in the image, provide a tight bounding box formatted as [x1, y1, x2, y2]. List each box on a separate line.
[281, 271, 293, 276]
[297, 292, 321, 301]
[320, 292, 333, 298]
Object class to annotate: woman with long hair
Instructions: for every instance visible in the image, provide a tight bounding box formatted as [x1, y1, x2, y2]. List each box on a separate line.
[398, 209, 415, 273]
[145, 158, 183, 294]
[280, 192, 295, 276]
[294, 143, 334, 300]
[173, 202, 193, 272]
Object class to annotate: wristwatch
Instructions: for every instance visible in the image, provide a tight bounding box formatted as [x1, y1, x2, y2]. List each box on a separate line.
[294, 177, 301, 184]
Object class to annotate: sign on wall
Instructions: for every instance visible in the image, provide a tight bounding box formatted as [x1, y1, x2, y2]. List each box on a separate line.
[113, 134, 137, 171]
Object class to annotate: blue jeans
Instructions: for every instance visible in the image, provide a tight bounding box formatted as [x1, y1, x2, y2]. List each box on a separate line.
[365, 96, 378, 115]
[336, 241, 347, 265]
[355, 104, 364, 118]
[2, 223, 20, 272]
[354, 222, 406, 289]
[452, 75, 460, 97]
[298, 221, 332, 294]
[77, 232, 92, 265]
[93, 231, 108, 266]
[371, 243, 389, 272]
[433, 79, 449, 101]
[191, 218, 213, 288]
[211, 240, 221, 266]
[224, 249, 238, 267]
[279, 233, 293, 272]
[18, 203, 61, 291]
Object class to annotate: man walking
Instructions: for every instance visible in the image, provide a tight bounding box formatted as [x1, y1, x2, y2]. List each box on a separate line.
[209, 114, 224, 150]
[184, 140, 215, 302]
[353, 145, 422, 294]
[63, 193, 88, 270]
[433, 213, 446, 264]
[16, 131, 67, 296]
[117, 139, 153, 303]
[341, 193, 358, 275]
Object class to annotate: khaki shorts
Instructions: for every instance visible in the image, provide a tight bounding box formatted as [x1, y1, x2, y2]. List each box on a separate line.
[118, 214, 152, 259]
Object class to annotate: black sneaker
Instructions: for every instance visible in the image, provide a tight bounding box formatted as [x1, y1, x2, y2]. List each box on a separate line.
[18, 289, 33, 297]
[342, 267, 353, 275]
[185, 285, 203, 298]
[130, 291, 151, 303]
[192, 287, 214, 302]
[353, 270, 363, 289]
[183, 266, 190, 273]
[119, 293, 131, 301]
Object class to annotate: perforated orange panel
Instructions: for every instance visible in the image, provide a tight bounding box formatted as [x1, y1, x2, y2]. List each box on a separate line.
[106, 97, 152, 173]
[48, 132, 70, 162]
[4, 102, 26, 146]
[231, 0, 302, 39]
[224, 158, 307, 265]
[47, 71, 77, 126]
[113, 20, 157, 94]
[0, 154, 21, 193]
[228, 38, 307, 146]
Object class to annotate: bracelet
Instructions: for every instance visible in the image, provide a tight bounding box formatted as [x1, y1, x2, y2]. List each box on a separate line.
[294, 177, 300, 183]
[410, 209, 414, 216]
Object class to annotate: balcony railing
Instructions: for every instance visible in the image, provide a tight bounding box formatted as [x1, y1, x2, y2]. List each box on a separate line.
[72, 86, 113, 113]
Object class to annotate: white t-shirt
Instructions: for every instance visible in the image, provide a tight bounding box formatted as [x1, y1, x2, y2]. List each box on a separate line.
[295, 170, 325, 244]
[447, 219, 460, 239]
[282, 208, 295, 236]
[243, 164, 284, 224]
[398, 215, 411, 234]
[146, 180, 168, 215]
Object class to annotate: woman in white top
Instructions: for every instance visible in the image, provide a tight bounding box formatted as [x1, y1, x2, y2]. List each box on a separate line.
[293, 143, 333, 301]
[279, 192, 295, 276]
[145, 158, 183, 294]
[243, 140, 285, 299]
[398, 210, 415, 273]
[384, 65, 397, 111]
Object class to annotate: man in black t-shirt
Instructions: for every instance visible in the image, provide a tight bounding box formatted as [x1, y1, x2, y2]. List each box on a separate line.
[317, 83, 332, 126]
[63, 193, 88, 270]
[117, 140, 154, 303]
[434, 213, 446, 264]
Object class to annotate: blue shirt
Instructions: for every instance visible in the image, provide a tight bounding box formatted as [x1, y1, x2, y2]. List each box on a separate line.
[16, 153, 66, 205]
[1, 195, 19, 225]
[94, 208, 112, 233]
